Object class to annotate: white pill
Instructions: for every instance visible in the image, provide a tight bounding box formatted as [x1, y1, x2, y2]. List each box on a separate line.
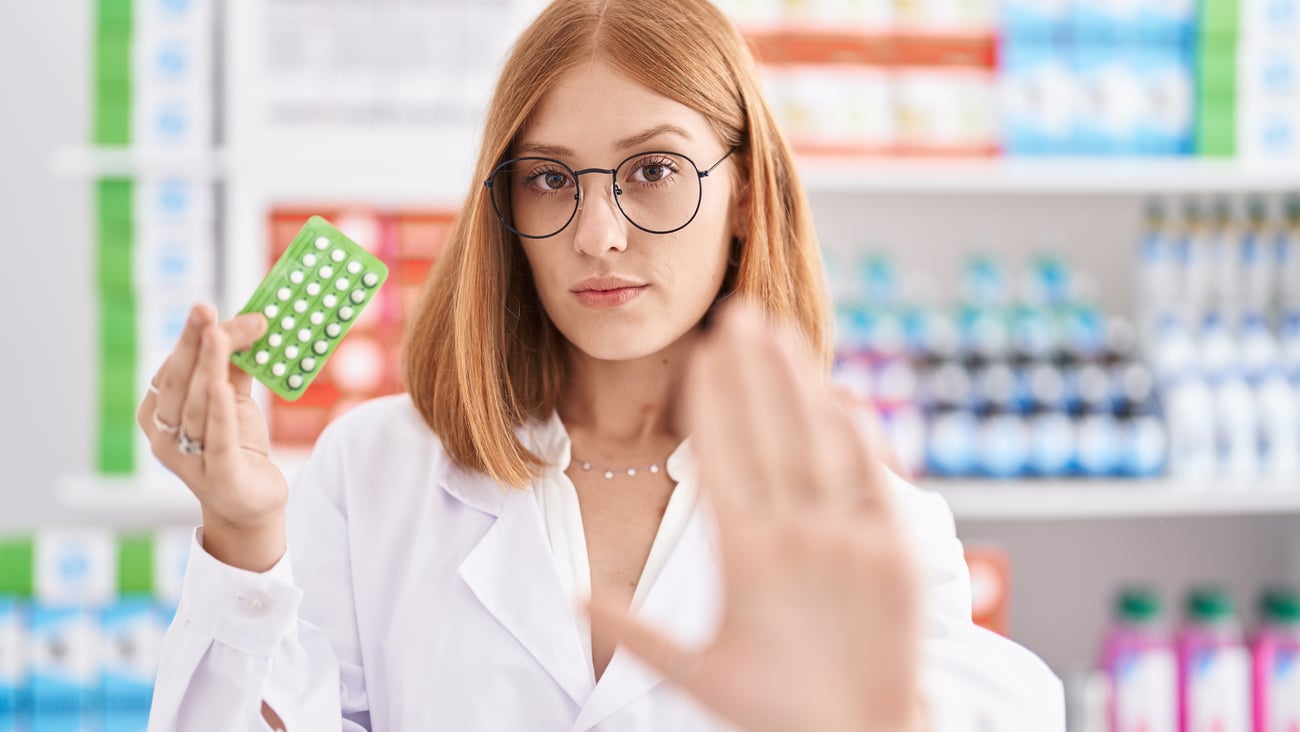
[306, 282, 322, 297]
[319, 265, 334, 279]
[323, 294, 338, 308]
[346, 261, 362, 275]
[326, 323, 341, 338]
[285, 345, 300, 359]
[301, 357, 316, 371]
[338, 306, 354, 321]
[362, 272, 379, 288]
[271, 363, 286, 377]
[276, 287, 291, 301]
[331, 249, 345, 262]
[298, 328, 312, 342]
[310, 311, 324, 325]
[314, 236, 330, 250]
[293, 299, 308, 313]
[254, 350, 269, 365]
[336, 277, 350, 290]
[280, 316, 295, 330]
[289, 270, 304, 284]
[303, 253, 317, 267]
[350, 289, 366, 304]
[288, 374, 304, 389]
[263, 304, 279, 318]
[314, 340, 328, 355]
[268, 333, 283, 347]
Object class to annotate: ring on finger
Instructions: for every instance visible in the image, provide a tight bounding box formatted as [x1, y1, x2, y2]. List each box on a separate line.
[177, 425, 204, 456]
[147, 380, 161, 396]
[152, 409, 180, 435]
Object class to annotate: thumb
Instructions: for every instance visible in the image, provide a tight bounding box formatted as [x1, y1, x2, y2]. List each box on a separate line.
[585, 599, 704, 690]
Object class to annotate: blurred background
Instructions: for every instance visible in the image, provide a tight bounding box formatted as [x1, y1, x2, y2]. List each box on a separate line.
[2, 0, 1300, 730]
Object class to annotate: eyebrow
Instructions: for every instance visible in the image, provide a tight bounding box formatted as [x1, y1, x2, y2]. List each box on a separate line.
[515, 123, 694, 158]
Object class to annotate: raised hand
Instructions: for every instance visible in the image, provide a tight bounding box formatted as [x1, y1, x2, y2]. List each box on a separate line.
[589, 303, 926, 732]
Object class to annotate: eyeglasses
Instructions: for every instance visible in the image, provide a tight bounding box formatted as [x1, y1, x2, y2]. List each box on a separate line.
[484, 148, 738, 240]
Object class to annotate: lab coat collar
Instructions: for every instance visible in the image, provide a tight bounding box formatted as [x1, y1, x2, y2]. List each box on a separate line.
[436, 412, 721, 727]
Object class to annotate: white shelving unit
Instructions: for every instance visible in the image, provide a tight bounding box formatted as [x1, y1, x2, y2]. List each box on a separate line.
[927, 480, 1300, 521]
[54, 147, 1300, 195]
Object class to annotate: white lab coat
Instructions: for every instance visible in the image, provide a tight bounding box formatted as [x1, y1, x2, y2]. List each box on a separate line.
[146, 394, 1065, 732]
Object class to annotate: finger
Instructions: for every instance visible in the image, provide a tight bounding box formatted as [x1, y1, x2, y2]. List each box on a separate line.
[685, 336, 759, 518]
[857, 405, 912, 482]
[181, 324, 230, 444]
[205, 379, 241, 484]
[584, 599, 703, 691]
[710, 305, 811, 510]
[221, 313, 267, 397]
[822, 400, 896, 516]
[154, 304, 217, 426]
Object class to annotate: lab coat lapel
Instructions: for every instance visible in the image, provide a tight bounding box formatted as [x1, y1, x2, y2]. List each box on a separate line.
[454, 476, 595, 708]
[570, 504, 723, 732]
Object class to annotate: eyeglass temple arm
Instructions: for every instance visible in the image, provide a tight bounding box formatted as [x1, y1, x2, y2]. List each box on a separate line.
[699, 146, 740, 178]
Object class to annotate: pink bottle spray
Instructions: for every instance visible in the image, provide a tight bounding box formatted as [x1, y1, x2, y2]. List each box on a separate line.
[1102, 587, 1177, 732]
[1252, 586, 1300, 732]
[1178, 587, 1252, 732]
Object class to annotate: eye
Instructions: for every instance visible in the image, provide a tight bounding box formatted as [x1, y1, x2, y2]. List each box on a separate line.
[629, 156, 680, 185]
[524, 166, 572, 193]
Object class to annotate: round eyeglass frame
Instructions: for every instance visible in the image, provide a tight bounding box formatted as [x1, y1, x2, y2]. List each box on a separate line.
[483, 147, 738, 240]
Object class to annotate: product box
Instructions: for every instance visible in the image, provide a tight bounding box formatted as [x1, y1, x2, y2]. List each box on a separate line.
[99, 598, 163, 732]
[895, 68, 999, 154]
[1072, 0, 1141, 42]
[1237, 96, 1300, 159]
[1002, 0, 1071, 41]
[35, 530, 117, 609]
[1073, 39, 1145, 155]
[1238, 38, 1300, 101]
[28, 605, 98, 732]
[1239, 0, 1300, 36]
[1000, 38, 1078, 154]
[0, 599, 25, 732]
[1134, 38, 1196, 154]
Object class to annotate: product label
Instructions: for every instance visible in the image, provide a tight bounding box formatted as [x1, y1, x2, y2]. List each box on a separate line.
[1188, 646, 1252, 732]
[1267, 647, 1300, 731]
[1115, 648, 1176, 732]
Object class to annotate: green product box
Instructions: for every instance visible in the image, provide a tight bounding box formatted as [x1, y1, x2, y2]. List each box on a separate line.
[96, 0, 132, 26]
[1195, 36, 1238, 97]
[1198, 0, 1239, 36]
[117, 534, 154, 596]
[1195, 103, 1237, 156]
[0, 538, 34, 599]
[98, 412, 136, 474]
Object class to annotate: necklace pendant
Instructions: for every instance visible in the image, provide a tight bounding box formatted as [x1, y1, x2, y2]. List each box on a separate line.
[604, 470, 614, 479]
[649, 464, 659, 474]
[582, 462, 592, 471]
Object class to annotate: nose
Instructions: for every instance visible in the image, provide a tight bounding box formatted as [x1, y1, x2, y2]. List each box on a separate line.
[571, 175, 628, 257]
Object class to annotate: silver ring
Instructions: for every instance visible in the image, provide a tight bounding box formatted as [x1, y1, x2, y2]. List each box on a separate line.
[152, 409, 179, 435]
[147, 381, 161, 396]
[177, 425, 204, 456]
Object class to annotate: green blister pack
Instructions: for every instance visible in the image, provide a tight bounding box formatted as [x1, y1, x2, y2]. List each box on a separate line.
[231, 216, 388, 401]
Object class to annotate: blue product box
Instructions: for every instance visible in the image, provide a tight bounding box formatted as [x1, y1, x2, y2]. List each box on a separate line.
[1073, 39, 1144, 155]
[1136, 0, 1197, 43]
[1002, 0, 1070, 41]
[1001, 38, 1079, 155]
[28, 605, 97, 732]
[0, 598, 25, 732]
[1072, 0, 1139, 43]
[100, 597, 161, 730]
[1133, 38, 1196, 155]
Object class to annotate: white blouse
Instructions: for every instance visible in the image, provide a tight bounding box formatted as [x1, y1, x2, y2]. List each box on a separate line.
[527, 410, 698, 682]
[145, 394, 1065, 732]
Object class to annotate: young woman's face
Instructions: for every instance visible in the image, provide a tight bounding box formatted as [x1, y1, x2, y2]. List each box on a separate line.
[513, 59, 743, 362]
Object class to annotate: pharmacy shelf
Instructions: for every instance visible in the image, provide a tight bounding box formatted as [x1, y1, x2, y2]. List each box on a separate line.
[798, 157, 1300, 194]
[54, 147, 1300, 195]
[927, 479, 1300, 521]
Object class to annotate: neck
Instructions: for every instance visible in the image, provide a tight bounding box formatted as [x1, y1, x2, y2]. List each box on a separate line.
[558, 331, 698, 454]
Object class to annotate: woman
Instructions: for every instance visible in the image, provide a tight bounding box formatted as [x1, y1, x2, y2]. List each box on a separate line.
[137, 1, 1065, 730]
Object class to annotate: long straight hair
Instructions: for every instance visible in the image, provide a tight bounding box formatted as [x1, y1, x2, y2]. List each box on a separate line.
[402, 0, 831, 487]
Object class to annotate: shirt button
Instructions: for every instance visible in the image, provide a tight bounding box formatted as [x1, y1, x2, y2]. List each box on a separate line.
[239, 591, 273, 618]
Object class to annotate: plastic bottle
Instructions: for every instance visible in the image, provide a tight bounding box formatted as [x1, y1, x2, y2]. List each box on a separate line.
[1114, 362, 1168, 478]
[1102, 588, 1177, 732]
[1252, 586, 1300, 732]
[1177, 588, 1252, 732]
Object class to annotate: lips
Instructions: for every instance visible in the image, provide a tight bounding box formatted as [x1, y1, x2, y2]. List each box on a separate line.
[570, 277, 648, 309]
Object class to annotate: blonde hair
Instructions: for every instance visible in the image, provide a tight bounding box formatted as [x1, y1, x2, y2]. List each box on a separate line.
[402, 0, 830, 487]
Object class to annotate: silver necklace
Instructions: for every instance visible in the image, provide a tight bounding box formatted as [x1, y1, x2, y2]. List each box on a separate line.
[571, 456, 664, 480]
